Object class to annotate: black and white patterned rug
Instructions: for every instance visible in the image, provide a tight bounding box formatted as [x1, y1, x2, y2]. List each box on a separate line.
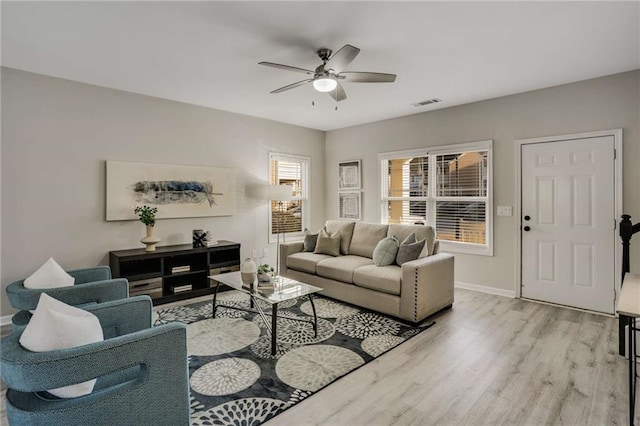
[154, 291, 435, 426]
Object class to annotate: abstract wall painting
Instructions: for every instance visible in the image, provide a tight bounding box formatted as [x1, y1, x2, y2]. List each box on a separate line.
[106, 161, 236, 221]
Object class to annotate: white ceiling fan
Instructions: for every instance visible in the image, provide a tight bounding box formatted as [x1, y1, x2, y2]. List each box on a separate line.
[259, 44, 397, 102]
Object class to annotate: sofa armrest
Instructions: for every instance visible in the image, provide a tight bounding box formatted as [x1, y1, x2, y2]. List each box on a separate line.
[279, 241, 304, 276]
[399, 253, 454, 323]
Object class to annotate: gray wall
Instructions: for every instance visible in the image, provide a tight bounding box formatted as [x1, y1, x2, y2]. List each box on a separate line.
[2, 67, 638, 316]
[325, 70, 640, 293]
[1, 67, 326, 316]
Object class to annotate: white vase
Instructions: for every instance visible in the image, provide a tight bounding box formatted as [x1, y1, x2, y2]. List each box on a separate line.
[240, 258, 257, 285]
[140, 225, 161, 252]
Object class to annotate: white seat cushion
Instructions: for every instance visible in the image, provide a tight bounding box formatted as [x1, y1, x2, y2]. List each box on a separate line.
[286, 252, 333, 274]
[353, 265, 402, 296]
[23, 257, 75, 289]
[316, 255, 373, 283]
[19, 293, 103, 398]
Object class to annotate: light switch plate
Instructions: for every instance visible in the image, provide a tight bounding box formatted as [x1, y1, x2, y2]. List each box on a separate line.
[497, 206, 513, 216]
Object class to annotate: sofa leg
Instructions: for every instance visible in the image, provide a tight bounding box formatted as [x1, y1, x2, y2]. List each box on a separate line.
[408, 303, 453, 326]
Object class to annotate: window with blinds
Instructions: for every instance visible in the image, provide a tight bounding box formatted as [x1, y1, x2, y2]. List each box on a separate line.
[269, 153, 309, 239]
[380, 142, 492, 255]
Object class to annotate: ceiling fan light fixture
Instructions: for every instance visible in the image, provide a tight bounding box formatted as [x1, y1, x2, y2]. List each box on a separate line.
[313, 77, 337, 92]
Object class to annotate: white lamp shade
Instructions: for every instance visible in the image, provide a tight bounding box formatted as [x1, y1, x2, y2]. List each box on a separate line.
[267, 185, 295, 201]
[312, 78, 337, 92]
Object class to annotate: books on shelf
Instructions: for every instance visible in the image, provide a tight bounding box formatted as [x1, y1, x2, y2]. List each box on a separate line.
[170, 284, 192, 293]
[171, 265, 191, 274]
[205, 240, 219, 247]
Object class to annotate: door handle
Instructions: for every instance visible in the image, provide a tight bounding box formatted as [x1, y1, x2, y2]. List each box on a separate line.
[523, 226, 531, 232]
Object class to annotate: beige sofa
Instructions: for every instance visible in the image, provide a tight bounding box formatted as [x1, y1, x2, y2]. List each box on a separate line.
[279, 220, 454, 323]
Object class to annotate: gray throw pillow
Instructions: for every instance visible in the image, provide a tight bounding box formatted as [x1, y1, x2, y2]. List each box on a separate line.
[396, 233, 426, 265]
[372, 236, 399, 266]
[314, 228, 341, 257]
[303, 228, 319, 252]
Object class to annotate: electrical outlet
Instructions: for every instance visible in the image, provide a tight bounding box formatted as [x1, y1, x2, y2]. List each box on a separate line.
[251, 249, 257, 259]
[497, 206, 513, 216]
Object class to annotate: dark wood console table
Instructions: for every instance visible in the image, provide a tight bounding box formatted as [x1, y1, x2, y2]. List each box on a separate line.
[109, 241, 240, 305]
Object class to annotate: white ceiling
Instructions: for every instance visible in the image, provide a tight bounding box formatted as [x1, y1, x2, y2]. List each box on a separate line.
[2, 1, 639, 131]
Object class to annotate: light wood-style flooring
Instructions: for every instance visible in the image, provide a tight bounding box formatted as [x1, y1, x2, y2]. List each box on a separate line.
[1, 288, 634, 425]
[270, 289, 633, 426]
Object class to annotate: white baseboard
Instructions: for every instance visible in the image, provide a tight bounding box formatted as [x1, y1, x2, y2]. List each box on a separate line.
[1, 314, 14, 327]
[455, 281, 516, 298]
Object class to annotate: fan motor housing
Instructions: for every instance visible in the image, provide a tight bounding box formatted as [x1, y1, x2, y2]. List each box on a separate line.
[316, 48, 332, 62]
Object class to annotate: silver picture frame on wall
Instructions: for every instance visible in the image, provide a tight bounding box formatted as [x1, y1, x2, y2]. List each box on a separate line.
[106, 160, 236, 221]
[339, 191, 362, 220]
[338, 159, 361, 190]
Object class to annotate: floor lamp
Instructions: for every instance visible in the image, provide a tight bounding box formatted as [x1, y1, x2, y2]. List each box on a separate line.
[268, 185, 295, 276]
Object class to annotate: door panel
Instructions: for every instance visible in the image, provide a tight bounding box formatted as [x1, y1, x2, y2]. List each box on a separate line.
[521, 136, 615, 314]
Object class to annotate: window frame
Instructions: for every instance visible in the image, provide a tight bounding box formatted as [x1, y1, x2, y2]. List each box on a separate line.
[379, 140, 493, 256]
[268, 152, 310, 243]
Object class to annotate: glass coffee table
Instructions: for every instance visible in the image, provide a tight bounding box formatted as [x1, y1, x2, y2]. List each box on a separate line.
[210, 271, 323, 355]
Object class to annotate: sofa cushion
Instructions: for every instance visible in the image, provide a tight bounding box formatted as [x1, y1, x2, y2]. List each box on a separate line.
[316, 255, 373, 283]
[286, 252, 333, 274]
[353, 265, 402, 296]
[314, 228, 341, 256]
[396, 233, 426, 265]
[325, 220, 356, 255]
[302, 228, 319, 252]
[387, 224, 436, 257]
[372, 236, 399, 266]
[348, 222, 389, 258]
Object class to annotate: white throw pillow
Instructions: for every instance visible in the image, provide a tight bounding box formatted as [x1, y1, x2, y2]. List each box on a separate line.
[19, 293, 104, 398]
[23, 258, 75, 289]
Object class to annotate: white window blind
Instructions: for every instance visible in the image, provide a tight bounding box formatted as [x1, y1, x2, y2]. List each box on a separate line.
[435, 151, 488, 245]
[380, 142, 492, 255]
[269, 153, 309, 239]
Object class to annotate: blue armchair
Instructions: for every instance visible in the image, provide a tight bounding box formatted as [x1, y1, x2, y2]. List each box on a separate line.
[6, 266, 129, 327]
[1, 295, 190, 425]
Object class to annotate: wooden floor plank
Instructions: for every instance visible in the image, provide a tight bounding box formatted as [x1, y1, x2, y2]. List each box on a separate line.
[271, 289, 634, 426]
[1, 289, 634, 425]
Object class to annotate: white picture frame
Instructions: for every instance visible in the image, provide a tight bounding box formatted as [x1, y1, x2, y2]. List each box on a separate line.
[339, 191, 362, 220]
[106, 160, 236, 221]
[338, 159, 361, 190]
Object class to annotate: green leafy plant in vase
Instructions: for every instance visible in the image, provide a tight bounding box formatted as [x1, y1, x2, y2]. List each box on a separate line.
[134, 205, 161, 252]
[257, 264, 275, 282]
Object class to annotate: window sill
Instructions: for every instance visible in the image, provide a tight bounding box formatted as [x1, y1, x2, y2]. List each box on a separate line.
[439, 241, 493, 256]
[269, 233, 304, 244]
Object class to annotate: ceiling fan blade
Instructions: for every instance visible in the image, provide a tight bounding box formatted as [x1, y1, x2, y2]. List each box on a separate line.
[259, 62, 315, 75]
[271, 79, 313, 94]
[327, 81, 347, 102]
[325, 44, 360, 74]
[340, 72, 397, 83]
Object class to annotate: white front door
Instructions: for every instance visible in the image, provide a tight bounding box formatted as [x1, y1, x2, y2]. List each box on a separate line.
[521, 136, 615, 313]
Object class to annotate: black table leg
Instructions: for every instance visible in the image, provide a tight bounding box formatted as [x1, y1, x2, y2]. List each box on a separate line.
[271, 303, 278, 356]
[630, 317, 636, 426]
[308, 294, 318, 337]
[212, 281, 221, 318]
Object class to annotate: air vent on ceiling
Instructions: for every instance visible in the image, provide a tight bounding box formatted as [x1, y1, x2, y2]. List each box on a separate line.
[412, 98, 442, 107]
